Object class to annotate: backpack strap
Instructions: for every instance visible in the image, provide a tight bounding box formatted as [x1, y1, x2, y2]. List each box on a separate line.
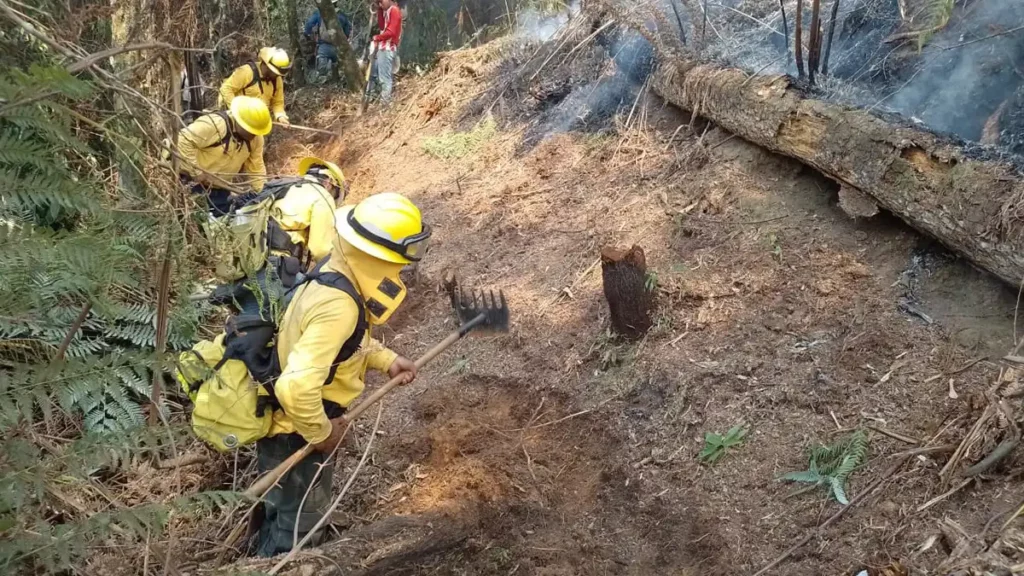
[201, 110, 237, 154]
[260, 260, 368, 409]
[245, 62, 264, 94]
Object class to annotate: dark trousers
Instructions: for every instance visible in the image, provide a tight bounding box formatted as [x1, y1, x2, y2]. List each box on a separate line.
[181, 175, 257, 217]
[255, 433, 333, 557]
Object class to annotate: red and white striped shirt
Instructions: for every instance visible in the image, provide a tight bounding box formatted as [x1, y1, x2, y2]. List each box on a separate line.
[374, 5, 402, 51]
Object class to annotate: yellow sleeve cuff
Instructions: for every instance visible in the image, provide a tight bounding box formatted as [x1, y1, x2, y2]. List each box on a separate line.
[366, 340, 399, 373]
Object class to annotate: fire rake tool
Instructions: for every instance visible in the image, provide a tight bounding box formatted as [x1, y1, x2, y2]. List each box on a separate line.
[243, 278, 509, 498]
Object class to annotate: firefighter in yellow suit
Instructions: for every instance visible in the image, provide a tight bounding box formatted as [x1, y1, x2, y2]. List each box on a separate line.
[271, 157, 348, 264]
[255, 192, 431, 556]
[219, 47, 292, 126]
[177, 95, 271, 216]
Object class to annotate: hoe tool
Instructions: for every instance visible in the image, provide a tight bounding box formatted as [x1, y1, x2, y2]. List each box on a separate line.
[358, 43, 378, 115]
[244, 278, 509, 498]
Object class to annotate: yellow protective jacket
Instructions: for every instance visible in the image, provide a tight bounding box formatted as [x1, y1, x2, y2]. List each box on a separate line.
[178, 112, 266, 191]
[269, 253, 398, 443]
[218, 63, 287, 122]
[271, 178, 337, 263]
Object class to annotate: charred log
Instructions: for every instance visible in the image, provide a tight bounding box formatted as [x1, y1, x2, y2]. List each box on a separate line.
[590, 0, 1024, 287]
[601, 245, 654, 339]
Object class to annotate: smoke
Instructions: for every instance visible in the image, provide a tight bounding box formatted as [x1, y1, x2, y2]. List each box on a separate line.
[884, 0, 1024, 141]
[515, 1, 581, 42]
[526, 29, 656, 145]
[680, 0, 1024, 150]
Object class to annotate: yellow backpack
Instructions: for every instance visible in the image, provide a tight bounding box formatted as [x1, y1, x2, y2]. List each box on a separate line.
[176, 263, 368, 452]
[175, 334, 274, 451]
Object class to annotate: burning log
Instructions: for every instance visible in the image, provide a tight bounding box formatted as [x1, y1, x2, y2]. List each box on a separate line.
[592, 0, 1024, 287]
[601, 245, 654, 339]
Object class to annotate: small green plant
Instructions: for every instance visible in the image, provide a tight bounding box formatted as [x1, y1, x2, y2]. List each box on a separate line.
[421, 116, 497, 159]
[916, 0, 956, 52]
[782, 429, 869, 504]
[644, 270, 659, 292]
[699, 424, 748, 464]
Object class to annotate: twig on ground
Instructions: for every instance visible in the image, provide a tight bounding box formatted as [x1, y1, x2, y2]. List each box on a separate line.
[269, 403, 384, 574]
[947, 356, 988, 375]
[916, 478, 972, 513]
[156, 453, 210, 469]
[868, 425, 921, 445]
[752, 455, 911, 576]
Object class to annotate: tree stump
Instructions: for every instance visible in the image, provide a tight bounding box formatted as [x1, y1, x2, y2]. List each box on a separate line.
[601, 245, 654, 340]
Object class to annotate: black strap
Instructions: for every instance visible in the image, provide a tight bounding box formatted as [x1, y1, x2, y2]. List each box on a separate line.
[259, 262, 368, 410]
[244, 61, 278, 97]
[201, 110, 250, 154]
[245, 62, 263, 94]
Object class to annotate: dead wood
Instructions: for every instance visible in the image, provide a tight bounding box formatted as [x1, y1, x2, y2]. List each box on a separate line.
[237, 504, 481, 576]
[601, 245, 654, 339]
[592, 0, 1024, 287]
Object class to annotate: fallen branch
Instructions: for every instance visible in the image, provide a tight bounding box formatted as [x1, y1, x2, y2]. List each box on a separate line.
[156, 453, 210, 469]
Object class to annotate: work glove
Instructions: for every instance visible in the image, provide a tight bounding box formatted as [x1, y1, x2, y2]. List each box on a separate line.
[275, 115, 290, 126]
[387, 356, 417, 385]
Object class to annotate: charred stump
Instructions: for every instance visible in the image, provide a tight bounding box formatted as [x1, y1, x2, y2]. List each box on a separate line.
[601, 245, 654, 340]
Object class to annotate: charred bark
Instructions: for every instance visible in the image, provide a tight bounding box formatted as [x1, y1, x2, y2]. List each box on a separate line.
[794, 0, 805, 78]
[647, 61, 1024, 286]
[601, 245, 654, 340]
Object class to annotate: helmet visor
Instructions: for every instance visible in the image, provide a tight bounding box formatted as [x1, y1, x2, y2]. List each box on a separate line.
[347, 210, 431, 262]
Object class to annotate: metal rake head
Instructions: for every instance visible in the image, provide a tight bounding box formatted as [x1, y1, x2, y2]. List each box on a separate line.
[447, 277, 510, 332]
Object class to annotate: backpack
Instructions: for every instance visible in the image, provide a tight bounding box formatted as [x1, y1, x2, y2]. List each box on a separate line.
[203, 177, 309, 283]
[175, 262, 367, 451]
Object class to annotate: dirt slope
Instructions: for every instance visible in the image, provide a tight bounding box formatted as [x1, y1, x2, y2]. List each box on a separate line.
[255, 44, 1023, 576]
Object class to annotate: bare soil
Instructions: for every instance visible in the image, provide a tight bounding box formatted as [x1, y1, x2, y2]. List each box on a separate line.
[249, 42, 1023, 576]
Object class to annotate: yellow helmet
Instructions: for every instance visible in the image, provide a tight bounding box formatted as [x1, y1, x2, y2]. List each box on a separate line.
[258, 47, 292, 76]
[335, 193, 430, 264]
[229, 96, 272, 136]
[298, 156, 346, 191]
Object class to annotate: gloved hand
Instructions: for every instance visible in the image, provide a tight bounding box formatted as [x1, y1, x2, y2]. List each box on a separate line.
[275, 115, 290, 126]
[388, 356, 417, 385]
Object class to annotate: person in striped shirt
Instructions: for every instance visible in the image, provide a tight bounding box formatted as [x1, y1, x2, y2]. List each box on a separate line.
[373, 0, 402, 105]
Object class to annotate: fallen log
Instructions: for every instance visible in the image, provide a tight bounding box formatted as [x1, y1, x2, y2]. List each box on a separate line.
[234, 504, 480, 576]
[597, 0, 1024, 287]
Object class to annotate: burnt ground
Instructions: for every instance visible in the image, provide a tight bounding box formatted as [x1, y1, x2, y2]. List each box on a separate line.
[224, 40, 1024, 576]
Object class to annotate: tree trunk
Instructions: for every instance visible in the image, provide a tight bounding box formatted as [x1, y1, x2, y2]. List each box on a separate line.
[794, 0, 804, 78]
[601, 245, 654, 340]
[315, 0, 363, 92]
[285, 0, 305, 87]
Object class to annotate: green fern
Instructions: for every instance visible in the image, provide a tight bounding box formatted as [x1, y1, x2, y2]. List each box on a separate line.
[782, 429, 869, 504]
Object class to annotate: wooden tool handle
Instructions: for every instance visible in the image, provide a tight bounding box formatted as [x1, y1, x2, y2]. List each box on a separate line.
[242, 319, 480, 498]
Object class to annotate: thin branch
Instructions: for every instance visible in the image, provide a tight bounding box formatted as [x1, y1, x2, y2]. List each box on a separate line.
[52, 302, 92, 363]
[148, 237, 172, 426]
[269, 403, 385, 574]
